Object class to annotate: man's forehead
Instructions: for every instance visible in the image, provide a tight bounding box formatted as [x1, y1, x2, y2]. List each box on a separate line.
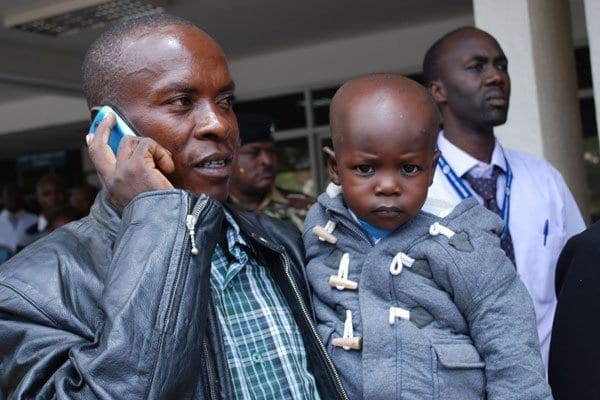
[442, 29, 505, 59]
[117, 27, 231, 90]
[122, 26, 220, 59]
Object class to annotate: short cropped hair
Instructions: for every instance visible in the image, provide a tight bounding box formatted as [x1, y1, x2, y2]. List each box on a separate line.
[81, 13, 197, 108]
[422, 26, 476, 86]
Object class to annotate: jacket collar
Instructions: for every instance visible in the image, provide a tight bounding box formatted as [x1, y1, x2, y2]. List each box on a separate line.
[223, 201, 284, 252]
[88, 190, 287, 254]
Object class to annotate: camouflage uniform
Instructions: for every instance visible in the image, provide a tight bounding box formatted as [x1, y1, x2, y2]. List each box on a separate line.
[232, 186, 315, 231]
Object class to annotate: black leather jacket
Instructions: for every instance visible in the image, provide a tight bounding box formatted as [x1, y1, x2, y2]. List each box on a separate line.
[0, 190, 347, 399]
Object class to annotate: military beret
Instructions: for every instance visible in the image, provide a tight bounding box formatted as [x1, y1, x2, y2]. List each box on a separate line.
[237, 113, 276, 145]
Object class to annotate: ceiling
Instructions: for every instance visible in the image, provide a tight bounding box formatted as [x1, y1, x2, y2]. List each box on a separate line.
[0, 0, 473, 59]
[0, 0, 474, 161]
[0, 0, 587, 162]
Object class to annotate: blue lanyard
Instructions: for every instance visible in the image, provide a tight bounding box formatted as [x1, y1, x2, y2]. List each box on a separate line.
[438, 154, 513, 237]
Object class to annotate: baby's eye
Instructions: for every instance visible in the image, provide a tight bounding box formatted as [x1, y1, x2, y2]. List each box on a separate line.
[354, 165, 374, 175]
[401, 164, 420, 175]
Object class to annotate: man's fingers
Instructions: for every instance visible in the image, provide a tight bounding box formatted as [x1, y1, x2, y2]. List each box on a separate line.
[152, 145, 175, 175]
[125, 137, 174, 173]
[87, 112, 117, 183]
[115, 134, 140, 164]
[127, 137, 175, 190]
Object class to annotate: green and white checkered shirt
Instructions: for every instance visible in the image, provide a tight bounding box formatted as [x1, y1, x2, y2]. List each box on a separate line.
[210, 211, 321, 400]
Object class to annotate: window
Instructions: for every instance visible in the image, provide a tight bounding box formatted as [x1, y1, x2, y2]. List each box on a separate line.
[576, 47, 600, 221]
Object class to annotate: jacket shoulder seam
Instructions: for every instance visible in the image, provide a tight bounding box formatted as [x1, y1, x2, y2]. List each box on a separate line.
[0, 281, 59, 326]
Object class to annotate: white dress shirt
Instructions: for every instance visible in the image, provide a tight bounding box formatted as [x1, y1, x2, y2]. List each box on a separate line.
[0, 208, 37, 252]
[427, 132, 586, 370]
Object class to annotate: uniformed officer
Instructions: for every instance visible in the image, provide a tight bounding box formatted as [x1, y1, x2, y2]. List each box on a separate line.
[229, 113, 315, 230]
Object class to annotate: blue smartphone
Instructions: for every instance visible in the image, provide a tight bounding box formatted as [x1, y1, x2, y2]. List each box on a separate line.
[89, 105, 138, 154]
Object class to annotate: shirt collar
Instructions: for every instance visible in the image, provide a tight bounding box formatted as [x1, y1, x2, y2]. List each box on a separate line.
[437, 130, 507, 178]
[38, 215, 48, 232]
[347, 207, 394, 243]
[222, 210, 247, 251]
[1, 209, 24, 219]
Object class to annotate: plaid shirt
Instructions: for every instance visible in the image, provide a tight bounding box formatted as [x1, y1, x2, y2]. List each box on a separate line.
[210, 212, 321, 400]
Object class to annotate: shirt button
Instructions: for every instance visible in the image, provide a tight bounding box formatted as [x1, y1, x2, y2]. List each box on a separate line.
[251, 352, 262, 363]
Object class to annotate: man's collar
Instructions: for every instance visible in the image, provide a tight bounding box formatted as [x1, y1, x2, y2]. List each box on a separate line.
[437, 131, 507, 177]
[229, 186, 289, 212]
[257, 186, 289, 210]
[222, 209, 247, 250]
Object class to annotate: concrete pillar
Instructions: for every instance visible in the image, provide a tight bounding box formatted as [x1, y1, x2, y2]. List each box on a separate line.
[473, 0, 590, 220]
[584, 0, 600, 154]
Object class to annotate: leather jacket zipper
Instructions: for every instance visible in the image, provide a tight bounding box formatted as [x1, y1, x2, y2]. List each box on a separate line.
[164, 195, 209, 331]
[281, 254, 349, 400]
[186, 196, 209, 256]
[203, 338, 219, 400]
[251, 234, 349, 400]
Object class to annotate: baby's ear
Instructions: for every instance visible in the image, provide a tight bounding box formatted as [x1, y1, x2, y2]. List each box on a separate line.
[429, 149, 441, 186]
[323, 146, 341, 185]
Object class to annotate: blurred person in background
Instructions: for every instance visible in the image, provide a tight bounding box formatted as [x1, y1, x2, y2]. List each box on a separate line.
[47, 204, 81, 232]
[18, 173, 67, 249]
[70, 183, 99, 218]
[0, 182, 36, 261]
[229, 113, 315, 230]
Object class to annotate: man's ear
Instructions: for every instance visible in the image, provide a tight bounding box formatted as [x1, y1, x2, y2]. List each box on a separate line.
[429, 80, 447, 104]
[429, 149, 441, 186]
[323, 146, 341, 185]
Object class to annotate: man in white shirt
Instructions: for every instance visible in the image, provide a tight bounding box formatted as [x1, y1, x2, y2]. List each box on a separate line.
[0, 183, 37, 260]
[422, 26, 586, 369]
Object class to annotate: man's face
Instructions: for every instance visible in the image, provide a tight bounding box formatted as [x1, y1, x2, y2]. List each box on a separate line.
[115, 26, 238, 202]
[328, 88, 439, 231]
[37, 182, 66, 213]
[70, 186, 96, 215]
[231, 141, 277, 197]
[435, 29, 511, 130]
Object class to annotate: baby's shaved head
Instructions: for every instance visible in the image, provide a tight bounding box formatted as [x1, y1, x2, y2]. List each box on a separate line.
[329, 73, 440, 151]
[324, 73, 441, 231]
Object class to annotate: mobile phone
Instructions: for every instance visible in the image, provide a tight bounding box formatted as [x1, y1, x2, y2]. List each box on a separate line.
[89, 105, 138, 154]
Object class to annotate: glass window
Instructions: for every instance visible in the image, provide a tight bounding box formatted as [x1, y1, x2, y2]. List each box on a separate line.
[234, 92, 306, 131]
[580, 97, 597, 138]
[575, 47, 592, 90]
[318, 137, 333, 191]
[311, 86, 338, 126]
[580, 97, 600, 222]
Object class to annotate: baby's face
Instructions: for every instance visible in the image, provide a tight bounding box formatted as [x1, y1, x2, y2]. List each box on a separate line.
[329, 89, 439, 231]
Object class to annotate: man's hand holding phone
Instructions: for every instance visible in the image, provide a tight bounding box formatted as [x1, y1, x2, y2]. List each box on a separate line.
[87, 107, 175, 212]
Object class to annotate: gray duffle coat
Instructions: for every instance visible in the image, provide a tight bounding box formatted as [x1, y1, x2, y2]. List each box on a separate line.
[303, 189, 553, 400]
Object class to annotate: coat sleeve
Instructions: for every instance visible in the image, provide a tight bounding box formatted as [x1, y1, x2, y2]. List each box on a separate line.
[0, 190, 222, 399]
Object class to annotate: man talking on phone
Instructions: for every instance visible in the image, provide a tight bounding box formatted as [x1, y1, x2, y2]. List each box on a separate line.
[0, 13, 346, 399]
